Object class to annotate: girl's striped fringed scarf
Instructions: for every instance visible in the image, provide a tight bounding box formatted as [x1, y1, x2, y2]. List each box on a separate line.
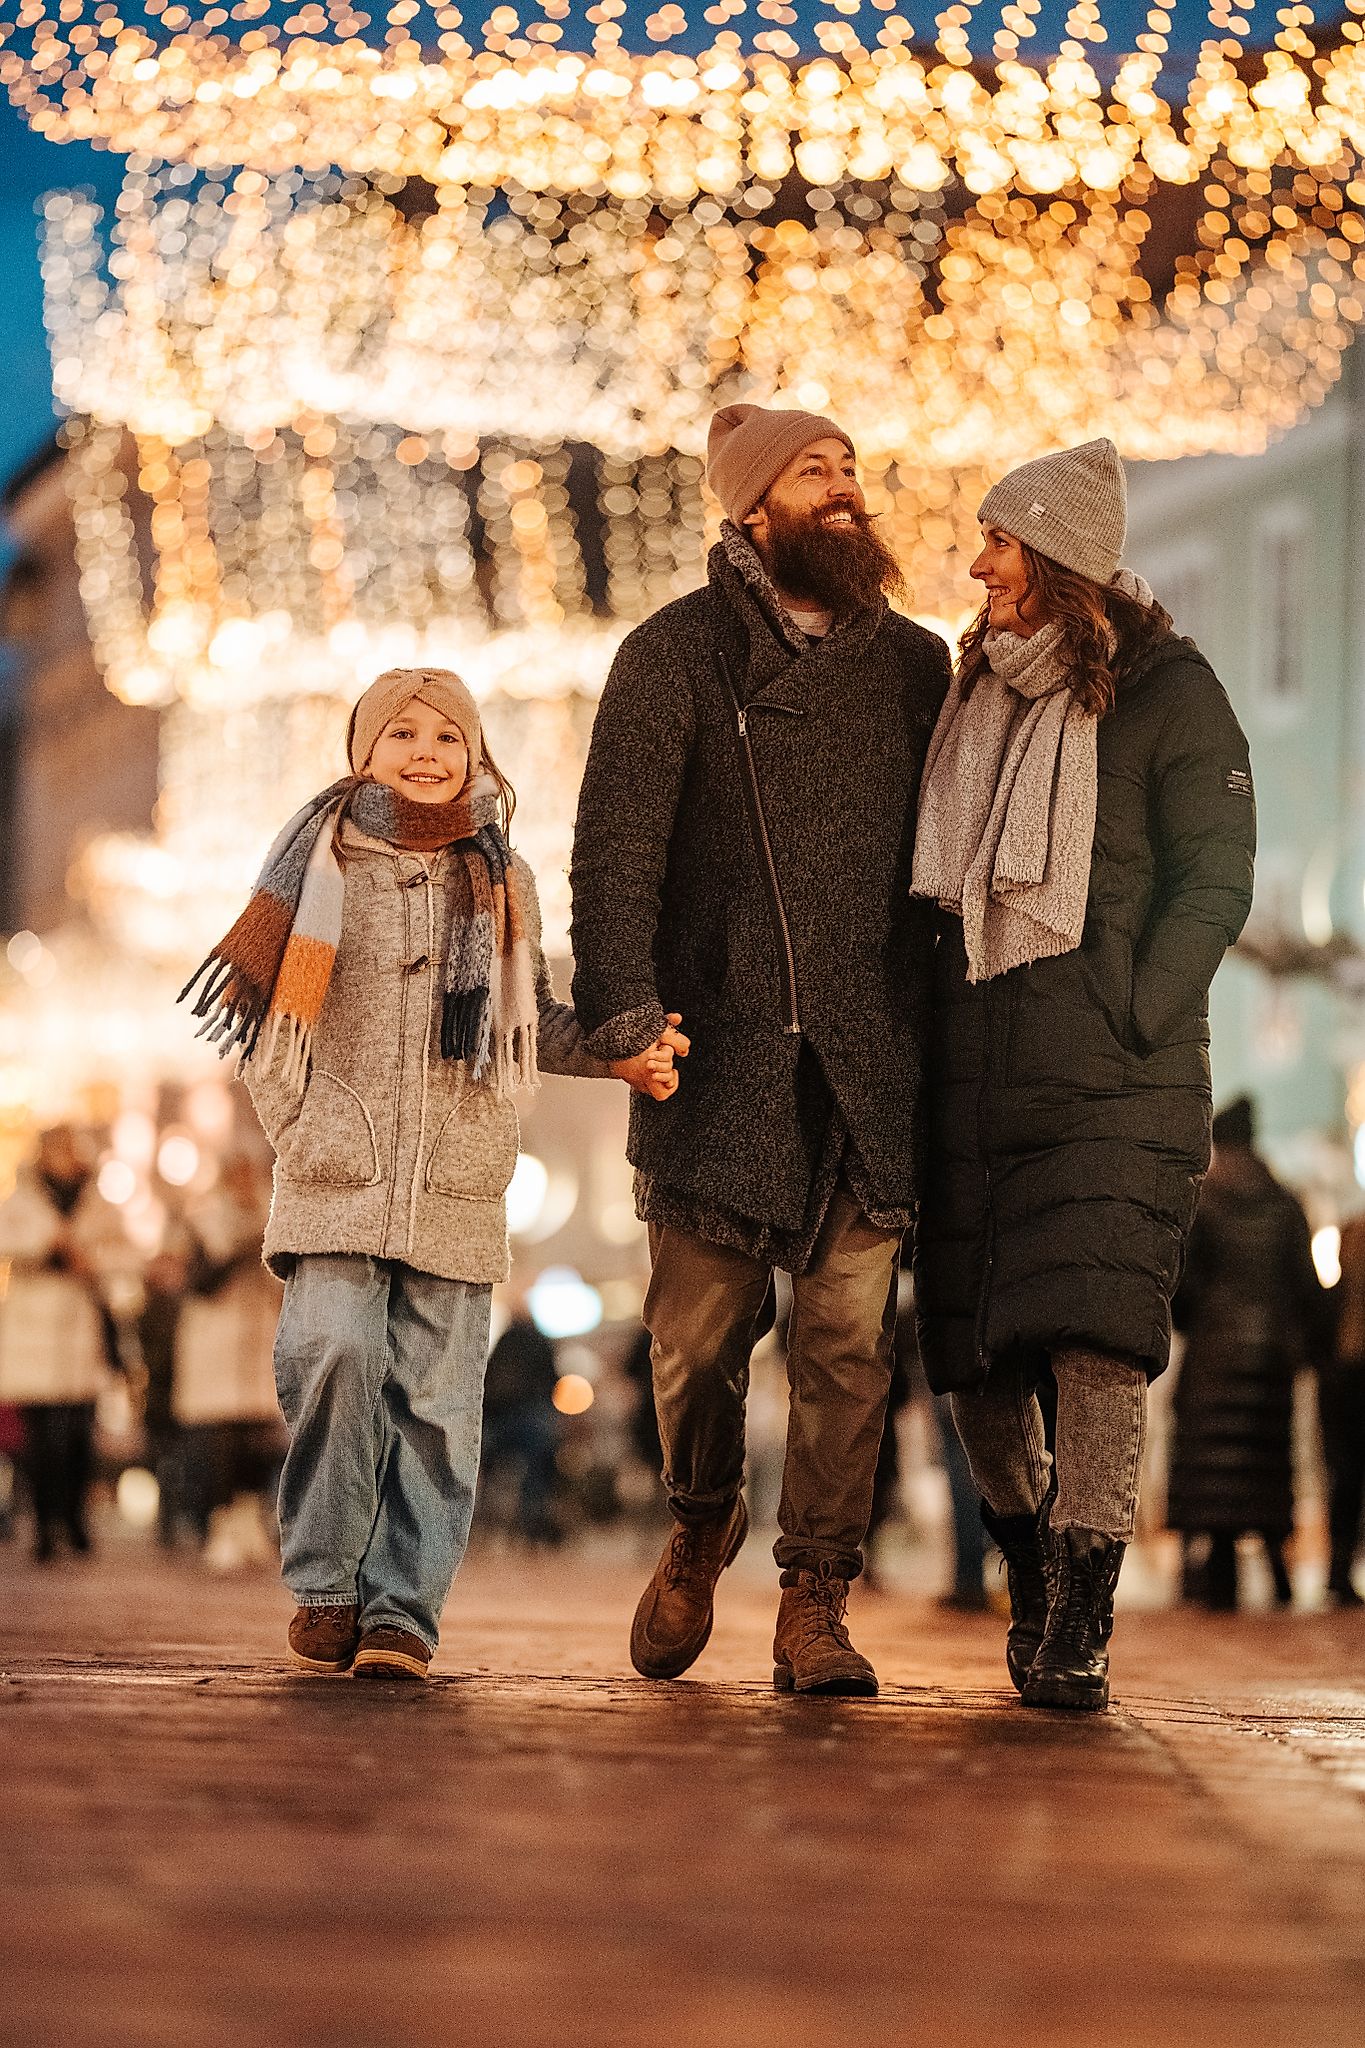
[179, 774, 538, 1098]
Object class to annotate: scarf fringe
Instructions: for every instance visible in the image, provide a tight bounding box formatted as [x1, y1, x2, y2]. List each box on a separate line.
[258, 1011, 313, 1094]
[181, 777, 540, 1102]
[179, 954, 268, 1061]
[441, 987, 489, 1065]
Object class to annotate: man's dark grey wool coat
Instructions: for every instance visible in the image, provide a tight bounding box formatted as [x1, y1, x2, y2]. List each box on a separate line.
[569, 525, 951, 1266]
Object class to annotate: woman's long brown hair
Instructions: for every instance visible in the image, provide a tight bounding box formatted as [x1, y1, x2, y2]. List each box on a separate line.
[958, 543, 1174, 717]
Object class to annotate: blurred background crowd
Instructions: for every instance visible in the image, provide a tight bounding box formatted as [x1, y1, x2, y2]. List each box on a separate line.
[2, 1093, 1360, 1614]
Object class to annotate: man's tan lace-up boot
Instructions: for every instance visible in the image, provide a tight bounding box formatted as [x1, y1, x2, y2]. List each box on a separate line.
[772, 1567, 878, 1697]
[630, 1497, 748, 1679]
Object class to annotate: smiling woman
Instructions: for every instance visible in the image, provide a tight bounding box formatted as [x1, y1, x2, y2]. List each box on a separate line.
[911, 436, 1256, 1715]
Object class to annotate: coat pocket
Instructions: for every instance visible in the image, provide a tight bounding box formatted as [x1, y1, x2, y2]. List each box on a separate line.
[278, 1071, 382, 1190]
[1080, 928, 1136, 1053]
[1007, 947, 1130, 1087]
[424, 1083, 519, 1201]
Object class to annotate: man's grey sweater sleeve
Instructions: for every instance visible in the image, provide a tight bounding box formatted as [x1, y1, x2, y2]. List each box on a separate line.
[569, 630, 695, 1063]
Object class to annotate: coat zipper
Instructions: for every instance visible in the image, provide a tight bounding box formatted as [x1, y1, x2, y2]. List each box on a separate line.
[973, 973, 1001, 1388]
[716, 650, 802, 1037]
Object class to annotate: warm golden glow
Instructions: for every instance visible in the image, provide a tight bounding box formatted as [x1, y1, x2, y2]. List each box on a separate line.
[6, 8, 1365, 198]
[16, 2, 1365, 1075]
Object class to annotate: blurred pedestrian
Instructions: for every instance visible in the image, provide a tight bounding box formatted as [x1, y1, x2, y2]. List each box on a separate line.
[480, 1306, 562, 1545]
[1319, 1213, 1365, 1607]
[183, 667, 674, 1681]
[911, 440, 1255, 1710]
[172, 1154, 285, 1570]
[136, 1247, 188, 1548]
[864, 1281, 986, 1603]
[1170, 1097, 1327, 1611]
[0, 1125, 124, 1560]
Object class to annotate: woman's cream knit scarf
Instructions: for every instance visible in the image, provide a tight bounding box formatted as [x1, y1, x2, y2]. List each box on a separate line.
[912, 573, 1151, 983]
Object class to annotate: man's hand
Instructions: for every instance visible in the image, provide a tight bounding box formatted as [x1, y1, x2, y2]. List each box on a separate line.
[609, 1014, 690, 1102]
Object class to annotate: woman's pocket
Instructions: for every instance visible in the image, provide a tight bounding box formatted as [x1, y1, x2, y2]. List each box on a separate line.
[278, 1072, 382, 1190]
[1080, 927, 1136, 1052]
[1007, 946, 1131, 1086]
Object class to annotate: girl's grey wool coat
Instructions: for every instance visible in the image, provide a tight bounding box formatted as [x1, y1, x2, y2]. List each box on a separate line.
[245, 818, 607, 1285]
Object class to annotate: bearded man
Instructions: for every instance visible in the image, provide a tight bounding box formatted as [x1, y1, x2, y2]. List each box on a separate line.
[570, 404, 950, 1695]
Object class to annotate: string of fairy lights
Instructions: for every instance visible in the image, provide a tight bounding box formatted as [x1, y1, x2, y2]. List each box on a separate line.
[7, 6, 1365, 194]
[9, 0, 1365, 1028]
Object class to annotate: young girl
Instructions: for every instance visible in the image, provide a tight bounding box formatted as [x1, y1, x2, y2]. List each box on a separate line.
[183, 667, 677, 1680]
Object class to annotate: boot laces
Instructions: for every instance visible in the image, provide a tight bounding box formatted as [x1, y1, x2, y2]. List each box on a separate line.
[798, 1573, 854, 1650]
[663, 1521, 724, 1591]
[1051, 1543, 1113, 1649]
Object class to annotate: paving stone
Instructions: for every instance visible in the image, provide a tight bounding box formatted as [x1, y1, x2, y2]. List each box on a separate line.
[1, 1541, 1362, 2047]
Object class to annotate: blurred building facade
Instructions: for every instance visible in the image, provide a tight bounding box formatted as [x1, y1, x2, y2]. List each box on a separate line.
[0, 438, 158, 935]
[1127, 344, 1365, 1186]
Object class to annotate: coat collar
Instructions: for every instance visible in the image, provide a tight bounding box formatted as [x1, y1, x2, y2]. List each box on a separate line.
[708, 521, 887, 700]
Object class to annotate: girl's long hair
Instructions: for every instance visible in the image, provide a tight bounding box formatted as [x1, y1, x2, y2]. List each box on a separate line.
[479, 733, 517, 837]
[958, 543, 1174, 717]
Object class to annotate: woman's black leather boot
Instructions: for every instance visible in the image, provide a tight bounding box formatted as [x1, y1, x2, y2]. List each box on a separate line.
[980, 1496, 1052, 1694]
[1023, 1526, 1126, 1711]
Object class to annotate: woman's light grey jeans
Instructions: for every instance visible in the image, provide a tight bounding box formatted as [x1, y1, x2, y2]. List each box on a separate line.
[949, 1346, 1148, 1541]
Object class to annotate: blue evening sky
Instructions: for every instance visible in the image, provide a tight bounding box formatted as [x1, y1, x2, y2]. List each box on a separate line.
[0, 3, 1343, 492]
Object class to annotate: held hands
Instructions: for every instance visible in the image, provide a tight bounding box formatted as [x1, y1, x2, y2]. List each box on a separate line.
[609, 1013, 691, 1102]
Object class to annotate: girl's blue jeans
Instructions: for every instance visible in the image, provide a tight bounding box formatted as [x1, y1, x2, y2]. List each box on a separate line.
[273, 1253, 492, 1653]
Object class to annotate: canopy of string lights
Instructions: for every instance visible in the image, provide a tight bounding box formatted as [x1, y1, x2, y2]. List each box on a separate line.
[10, 1, 1365, 966]
[16, 7, 1365, 564]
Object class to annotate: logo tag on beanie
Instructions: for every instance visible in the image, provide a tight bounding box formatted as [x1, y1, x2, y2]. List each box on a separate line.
[1029, 501, 1046, 517]
[1226, 768, 1253, 800]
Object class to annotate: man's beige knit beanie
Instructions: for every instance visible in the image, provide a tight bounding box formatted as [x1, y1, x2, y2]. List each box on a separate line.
[706, 403, 855, 526]
[977, 438, 1127, 586]
[348, 667, 481, 775]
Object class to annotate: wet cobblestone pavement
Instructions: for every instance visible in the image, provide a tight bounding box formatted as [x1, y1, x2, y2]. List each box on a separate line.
[2, 1537, 1363, 2048]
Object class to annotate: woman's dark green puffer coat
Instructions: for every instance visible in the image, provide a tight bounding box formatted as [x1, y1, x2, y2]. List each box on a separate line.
[913, 633, 1256, 1393]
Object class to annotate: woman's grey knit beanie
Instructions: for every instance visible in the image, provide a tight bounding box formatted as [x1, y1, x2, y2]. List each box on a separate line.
[977, 438, 1127, 585]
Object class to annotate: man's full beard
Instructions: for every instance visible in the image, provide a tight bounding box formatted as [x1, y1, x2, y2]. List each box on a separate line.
[763, 501, 908, 617]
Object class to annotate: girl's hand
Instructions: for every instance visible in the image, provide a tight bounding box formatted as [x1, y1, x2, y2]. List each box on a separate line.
[659, 1012, 691, 1060]
[609, 1013, 689, 1101]
[610, 1044, 678, 1101]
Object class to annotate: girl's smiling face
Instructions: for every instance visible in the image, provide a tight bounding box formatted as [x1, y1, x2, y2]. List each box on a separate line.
[366, 696, 470, 804]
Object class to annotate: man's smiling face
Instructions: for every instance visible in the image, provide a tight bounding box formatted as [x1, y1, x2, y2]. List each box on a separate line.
[743, 435, 906, 616]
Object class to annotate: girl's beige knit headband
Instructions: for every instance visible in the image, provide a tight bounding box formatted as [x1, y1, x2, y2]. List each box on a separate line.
[347, 667, 482, 775]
